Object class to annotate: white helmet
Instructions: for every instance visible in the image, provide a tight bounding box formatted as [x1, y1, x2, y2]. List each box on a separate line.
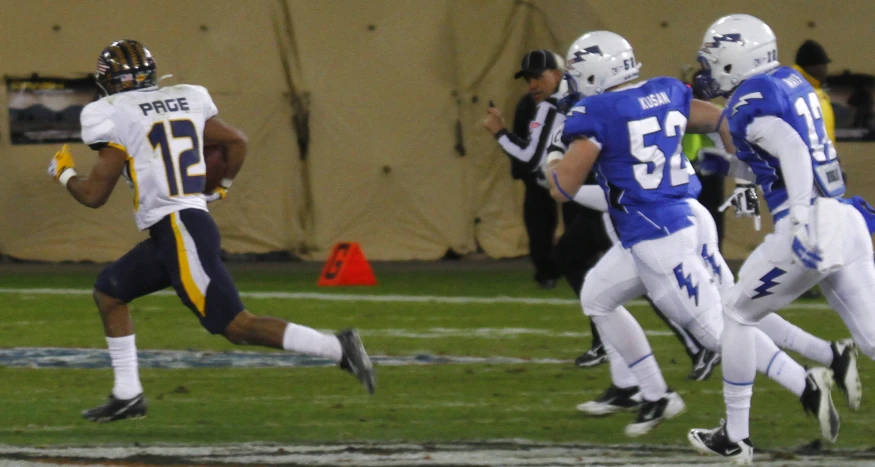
[697, 14, 779, 97]
[565, 31, 641, 97]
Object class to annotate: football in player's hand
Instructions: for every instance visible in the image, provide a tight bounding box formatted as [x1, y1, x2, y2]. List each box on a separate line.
[203, 145, 227, 193]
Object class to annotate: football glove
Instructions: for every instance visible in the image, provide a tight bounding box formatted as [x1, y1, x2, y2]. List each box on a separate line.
[789, 218, 822, 270]
[47, 144, 77, 187]
[204, 187, 228, 204]
[720, 183, 762, 231]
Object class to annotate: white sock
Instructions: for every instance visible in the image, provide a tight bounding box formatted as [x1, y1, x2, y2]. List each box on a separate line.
[758, 313, 833, 366]
[282, 323, 343, 361]
[593, 307, 667, 401]
[722, 317, 757, 442]
[755, 329, 806, 396]
[724, 382, 753, 442]
[107, 335, 143, 400]
[604, 341, 638, 389]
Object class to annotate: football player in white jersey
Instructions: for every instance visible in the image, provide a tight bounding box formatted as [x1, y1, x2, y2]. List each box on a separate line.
[47, 40, 376, 422]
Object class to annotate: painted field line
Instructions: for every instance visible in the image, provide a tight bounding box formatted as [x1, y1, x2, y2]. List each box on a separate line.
[0, 347, 573, 369]
[0, 441, 871, 466]
[0, 287, 832, 309]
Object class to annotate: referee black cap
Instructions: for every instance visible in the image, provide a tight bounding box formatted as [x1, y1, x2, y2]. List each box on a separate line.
[514, 49, 559, 79]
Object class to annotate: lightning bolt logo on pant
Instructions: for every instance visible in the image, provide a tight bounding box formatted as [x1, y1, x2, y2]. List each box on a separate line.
[701, 245, 722, 284]
[673, 264, 699, 306]
[752, 267, 787, 299]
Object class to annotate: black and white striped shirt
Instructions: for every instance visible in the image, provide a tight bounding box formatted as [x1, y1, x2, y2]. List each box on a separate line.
[494, 91, 565, 188]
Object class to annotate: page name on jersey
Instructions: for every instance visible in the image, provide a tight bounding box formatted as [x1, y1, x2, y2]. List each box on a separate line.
[139, 98, 190, 116]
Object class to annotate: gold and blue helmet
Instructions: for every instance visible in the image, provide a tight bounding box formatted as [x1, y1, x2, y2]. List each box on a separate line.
[95, 40, 157, 95]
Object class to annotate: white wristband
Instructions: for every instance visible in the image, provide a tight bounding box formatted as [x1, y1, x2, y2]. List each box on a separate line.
[546, 151, 564, 165]
[59, 168, 77, 188]
[220, 178, 233, 189]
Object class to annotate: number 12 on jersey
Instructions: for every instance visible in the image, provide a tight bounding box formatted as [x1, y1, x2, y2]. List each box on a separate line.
[794, 91, 844, 197]
[149, 119, 205, 196]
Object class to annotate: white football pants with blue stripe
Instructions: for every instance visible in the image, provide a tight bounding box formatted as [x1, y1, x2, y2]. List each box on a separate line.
[721, 198, 875, 441]
[582, 200, 809, 403]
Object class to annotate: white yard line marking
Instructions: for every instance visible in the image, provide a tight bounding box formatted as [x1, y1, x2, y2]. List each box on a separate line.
[0, 442, 869, 466]
[0, 287, 833, 309]
[362, 328, 673, 338]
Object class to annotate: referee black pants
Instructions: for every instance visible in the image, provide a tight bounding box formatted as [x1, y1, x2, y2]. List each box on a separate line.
[523, 176, 613, 347]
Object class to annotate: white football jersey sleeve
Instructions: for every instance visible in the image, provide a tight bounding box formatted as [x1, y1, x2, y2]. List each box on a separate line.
[81, 85, 219, 230]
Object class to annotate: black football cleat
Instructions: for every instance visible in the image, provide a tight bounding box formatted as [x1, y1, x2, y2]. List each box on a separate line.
[800, 367, 840, 442]
[575, 344, 608, 368]
[576, 384, 642, 416]
[624, 390, 685, 437]
[688, 348, 721, 381]
[337, 329, 376, 395]
[830, 339, 861, 410]
[688, 420, 754, 465]
[81, 393, 147, 422]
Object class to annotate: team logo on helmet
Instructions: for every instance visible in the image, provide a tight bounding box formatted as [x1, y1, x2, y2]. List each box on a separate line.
[703, 33, 743, 51]
[568, 46, 604, 65]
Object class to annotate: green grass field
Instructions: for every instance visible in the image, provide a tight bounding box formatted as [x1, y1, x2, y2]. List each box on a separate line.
[1, 263, 874, 453]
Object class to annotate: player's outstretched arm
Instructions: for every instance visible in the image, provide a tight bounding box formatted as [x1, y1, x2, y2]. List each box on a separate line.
[203, 117, 248, 182]
[688, 99, 736, 154]
[47, 144, 125, 209]
[546, 138, 598, 203]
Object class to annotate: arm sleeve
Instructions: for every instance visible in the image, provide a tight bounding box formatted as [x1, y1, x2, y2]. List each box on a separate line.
[705, 132, 726, 152]
[546, 121, 567, 155]
[496, 102, 556, 164]
[572, 185, 608, 211]
[80, 103, 122, 151]
[746, 115, 815, 222]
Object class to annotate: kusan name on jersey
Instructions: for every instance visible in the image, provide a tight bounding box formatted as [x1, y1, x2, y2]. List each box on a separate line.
[562, 77, 696, 248]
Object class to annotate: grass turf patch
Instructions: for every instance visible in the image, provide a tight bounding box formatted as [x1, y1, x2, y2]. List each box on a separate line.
[0, 267, 873, 450]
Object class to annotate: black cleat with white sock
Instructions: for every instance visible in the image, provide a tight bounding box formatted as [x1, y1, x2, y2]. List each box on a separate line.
[800, 367, 840, 442]
[688, 420, 754, 465]
[830, 339, 861, 411]
[337, 328, 376, 395]
[81, 393, 147, 422]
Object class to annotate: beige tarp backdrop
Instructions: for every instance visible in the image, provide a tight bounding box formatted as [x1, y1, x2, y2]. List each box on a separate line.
[0, 0, 872, 262]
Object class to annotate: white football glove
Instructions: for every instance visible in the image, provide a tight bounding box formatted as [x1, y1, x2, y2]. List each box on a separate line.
[719, 183, 761, 231]
[789, 216, 822, 270]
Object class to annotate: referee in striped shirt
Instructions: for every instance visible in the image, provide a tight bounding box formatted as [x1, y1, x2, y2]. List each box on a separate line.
[484, 50, 611, 367]
[484, 50, 580, 289]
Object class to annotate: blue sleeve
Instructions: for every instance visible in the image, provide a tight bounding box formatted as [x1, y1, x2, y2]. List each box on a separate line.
[841, 196, 875, 235]
[562, 101, 604, 147]
[670, 77, 693, 117]
[727, 78, 784, 141]
[687, 173, 702, 199]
